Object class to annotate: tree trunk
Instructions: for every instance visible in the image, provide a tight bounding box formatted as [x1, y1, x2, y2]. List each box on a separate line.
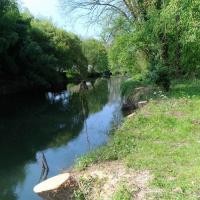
[156, 0, 169, 66]
[175, 14, 181, 76]
[160, 33, 169, 66]
[33, 173, 77, 200]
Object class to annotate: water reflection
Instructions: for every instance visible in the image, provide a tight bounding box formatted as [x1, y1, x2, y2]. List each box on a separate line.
[46, 91, 70, 105]
[36, 152, 49, 182]
[0, 77, 123, 200]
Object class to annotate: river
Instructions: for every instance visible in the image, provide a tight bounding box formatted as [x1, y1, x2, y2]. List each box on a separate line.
[0, 77, 123, 200]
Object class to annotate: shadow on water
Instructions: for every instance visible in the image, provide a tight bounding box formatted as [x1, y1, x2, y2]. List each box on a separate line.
[0, 77, 122, 200]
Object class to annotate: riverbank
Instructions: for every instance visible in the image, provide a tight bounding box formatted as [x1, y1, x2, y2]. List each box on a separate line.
[72, 79, 200, 199]
[0, 73, 67, 96]
[0, 72, 112, 96]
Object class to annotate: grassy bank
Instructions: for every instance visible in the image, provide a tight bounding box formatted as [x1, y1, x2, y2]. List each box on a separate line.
[75, 79, 200, 199]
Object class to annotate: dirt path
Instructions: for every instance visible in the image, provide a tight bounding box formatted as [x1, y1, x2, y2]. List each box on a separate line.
[73, 161, 160, 199]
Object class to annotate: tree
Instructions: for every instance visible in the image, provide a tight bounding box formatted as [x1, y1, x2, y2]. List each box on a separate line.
[82, 39, 108, 72]
[0, 0, 89, 93]
[102, 0, 200, 82]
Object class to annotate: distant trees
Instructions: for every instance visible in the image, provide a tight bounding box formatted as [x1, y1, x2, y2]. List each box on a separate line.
[108, 32, 148, 76]
[82, 39, 108, 73]
[30, 19, 88, 79]
[63, 0, 200, 86]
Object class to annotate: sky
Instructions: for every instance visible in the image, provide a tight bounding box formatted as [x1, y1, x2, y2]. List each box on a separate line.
[19, 0, 101, 38]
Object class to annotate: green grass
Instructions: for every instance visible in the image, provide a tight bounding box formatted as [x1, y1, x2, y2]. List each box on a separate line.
[112, 184, 133, 200]
[75, 79, 200, 199]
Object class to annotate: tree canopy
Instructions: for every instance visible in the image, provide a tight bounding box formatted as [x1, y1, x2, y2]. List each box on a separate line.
[101, 0, 198, 88]
[64, 0, 199, 86]
[0, 0, 88, 92]
[1, 0, 199, 93]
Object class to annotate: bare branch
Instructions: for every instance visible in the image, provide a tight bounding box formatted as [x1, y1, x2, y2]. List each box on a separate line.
[59, 0, 132, 24]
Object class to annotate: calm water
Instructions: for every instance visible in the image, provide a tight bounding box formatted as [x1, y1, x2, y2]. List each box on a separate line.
[0, 77, 123, 200]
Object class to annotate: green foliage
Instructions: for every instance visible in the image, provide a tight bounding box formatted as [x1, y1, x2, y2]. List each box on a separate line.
[121, 78, 143, 97]
[82, 39, 108, 72]
[147, 64, 171, 91]
[108, 33, 148, 75]
[0, 0, 88, 91]
[106, 0, 200, 83]
[101, 16, 133, 42]
[162, 0, 200, 76]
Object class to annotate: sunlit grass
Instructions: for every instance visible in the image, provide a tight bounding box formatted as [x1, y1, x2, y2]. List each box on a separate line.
[112, 184, 133, 200]
[75, 79, 200, 199]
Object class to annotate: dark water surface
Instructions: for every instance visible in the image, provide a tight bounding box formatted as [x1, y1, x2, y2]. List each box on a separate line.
[0, 77, 123, 200]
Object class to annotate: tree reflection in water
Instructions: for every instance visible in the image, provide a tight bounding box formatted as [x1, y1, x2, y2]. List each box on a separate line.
[36, 152, 49, 182]
[0, 77, 122, 200]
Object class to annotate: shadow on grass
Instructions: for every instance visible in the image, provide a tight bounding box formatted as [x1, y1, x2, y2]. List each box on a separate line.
[169, 79, 200, 98]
